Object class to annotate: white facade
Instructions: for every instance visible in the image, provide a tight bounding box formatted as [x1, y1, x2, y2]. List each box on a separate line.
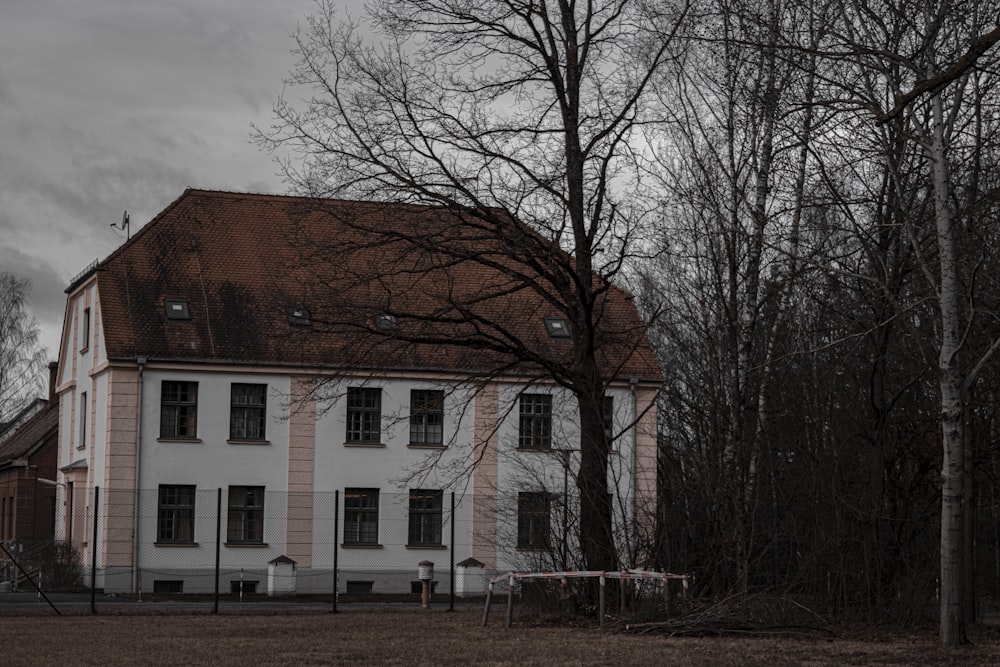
[55, 275, 659, 595]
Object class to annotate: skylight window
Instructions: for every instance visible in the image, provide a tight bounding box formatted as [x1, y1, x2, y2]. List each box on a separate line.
[287, 305, 312, 327]
[165, 300, 191, 320]
[374, 313, 399, 332]
[544, 317, 570, 338]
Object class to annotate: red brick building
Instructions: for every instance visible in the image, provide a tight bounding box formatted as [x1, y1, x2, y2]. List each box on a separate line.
[0, 363, 59, 545]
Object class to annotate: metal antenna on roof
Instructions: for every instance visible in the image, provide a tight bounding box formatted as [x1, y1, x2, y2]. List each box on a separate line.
[110, 210, 131, 240]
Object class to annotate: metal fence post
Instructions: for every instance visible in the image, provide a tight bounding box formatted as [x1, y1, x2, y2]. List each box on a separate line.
[91, 486, 99, 614]
[213, 487, 221, 614]
[332, 489, 339, 613]
[448, 491, 456, 611]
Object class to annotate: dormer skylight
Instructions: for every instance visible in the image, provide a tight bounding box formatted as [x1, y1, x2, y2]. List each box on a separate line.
[374, 313, 399, 332]
[544, 317, 570, 338]
[165, 300, 191, 320]
[287, 305, 312, 327]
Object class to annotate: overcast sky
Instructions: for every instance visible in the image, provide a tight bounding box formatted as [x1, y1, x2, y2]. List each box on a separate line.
[0, 0, 325, 361]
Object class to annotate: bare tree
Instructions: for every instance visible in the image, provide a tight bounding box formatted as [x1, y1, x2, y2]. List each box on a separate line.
[0, 272, 47, 423]
[258, 0, 686, 573]
[808, 0, 1000, 645]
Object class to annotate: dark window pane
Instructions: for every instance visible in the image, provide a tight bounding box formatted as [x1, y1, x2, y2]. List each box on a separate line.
[518, 394, 552, 449]
[408, 489, 443, 546]
[227, 486, 265, 544]
[344, 488, 379, 544]
[409, 390, 444, 445]
[346, 388, 381, 443]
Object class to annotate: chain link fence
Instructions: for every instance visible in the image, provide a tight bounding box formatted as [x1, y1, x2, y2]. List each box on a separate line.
[0, 484, 675, 618]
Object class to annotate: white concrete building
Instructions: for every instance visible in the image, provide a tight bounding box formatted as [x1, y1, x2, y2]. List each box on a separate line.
[54, 189, 660, 594]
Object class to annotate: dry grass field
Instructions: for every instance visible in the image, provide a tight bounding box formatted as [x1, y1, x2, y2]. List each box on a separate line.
[5, 606, 1000, 666]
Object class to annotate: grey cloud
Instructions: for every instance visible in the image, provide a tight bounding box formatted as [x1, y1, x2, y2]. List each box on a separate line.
[0, 247, 69, 323]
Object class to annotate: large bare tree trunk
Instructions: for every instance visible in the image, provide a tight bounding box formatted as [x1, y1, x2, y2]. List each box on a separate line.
[930, 92, 967, 646]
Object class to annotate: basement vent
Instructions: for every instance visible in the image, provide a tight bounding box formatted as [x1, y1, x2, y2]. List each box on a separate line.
[543, 317, 570, 338]
[153, 580, 184, 594]
[165, 300, 191, 320]
[346, 580, 374, 594]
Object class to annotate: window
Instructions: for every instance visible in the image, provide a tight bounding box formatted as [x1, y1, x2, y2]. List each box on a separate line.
[543, 316, 571, 338]
[517, 492, 551, 549]
[160, 381, 198, 438]
[230, 383, 267, 440]
[408, 490, 443, 546]
[410, 581, 438, 594]
[227, 486, 265, 544]
[286, 305, 311, 326]
[346, 581, 374, 594]
[81, 307, 90, 350]
[231, 580, 258, 594]
[165, 299, 190, 320]
[409, 390, 444, 446]
[602, 395, 615, 441]
[78, 392, 88, 449]
[157, 485, 195, 543]
[374, 313, 399, 332]
[344, 488, 379, 545]
[518, 394, 552, 449]
[346, 388, 381, 443]
[153, 580, 184, 593]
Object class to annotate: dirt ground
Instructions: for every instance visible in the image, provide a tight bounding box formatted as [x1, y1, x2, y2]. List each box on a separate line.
[5, 606, 1000, 666]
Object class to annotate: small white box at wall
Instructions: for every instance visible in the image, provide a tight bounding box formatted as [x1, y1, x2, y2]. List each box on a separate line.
[267, 555, 297, 597]
[455, 557, 487, 597]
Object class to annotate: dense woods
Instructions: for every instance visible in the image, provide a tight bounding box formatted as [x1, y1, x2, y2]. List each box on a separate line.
[642, 0, 1000, 645]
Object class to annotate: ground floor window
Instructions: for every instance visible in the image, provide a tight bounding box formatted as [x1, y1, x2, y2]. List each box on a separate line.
[227, 486, 265, 544]
[157, 485, 195, 543]
[344, 488, 379, 545]
[408, 489, 443, 546]
[517, 491, 551, 549]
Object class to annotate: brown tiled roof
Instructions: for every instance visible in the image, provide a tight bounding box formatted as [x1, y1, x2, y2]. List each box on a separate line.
[0, 399, 57, 466]
[94, 189, 661, 381]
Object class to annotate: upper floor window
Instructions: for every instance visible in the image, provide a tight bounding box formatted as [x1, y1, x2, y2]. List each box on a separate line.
[227, 486, 265, 544]
[80, 307, 90, 351]
[230, 383, 267, 440]
[518, 394, 552, 450]
[408, 489, 443, 546]
[158, 485, 195, 543]
[165, 299, 190, 320]
[409, 390, 444, 446]
[78, 391, 88, 449]
[161, 381, 198, 438]
[517, 491, 551, 549]
[346, 388, 381, 444]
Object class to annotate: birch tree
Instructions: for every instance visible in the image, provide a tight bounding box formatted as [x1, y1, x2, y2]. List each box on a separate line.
[814, 0, 1000, 645]
[0, 272, 46, 423]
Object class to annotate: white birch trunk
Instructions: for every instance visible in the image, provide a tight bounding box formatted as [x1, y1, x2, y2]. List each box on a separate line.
[930, 92, 966, 646]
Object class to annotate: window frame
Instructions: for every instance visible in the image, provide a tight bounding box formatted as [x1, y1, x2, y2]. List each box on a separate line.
[518, 394, 552, 450]
[409, 389, 444, 446]
[157, 484, 196, 544]
[346, 388, 381, 444]
[407, 489, 443, 547]
[160, 381, 199, 439]
[80, 307, 90, 351]
[517, 491, 552, 550]
[344, 488, 380, 546]
[226, 486, 265, 545]
[230, 383, 267, 441]
[602, 395, 615, 442]
[78, 391, 88, 449]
